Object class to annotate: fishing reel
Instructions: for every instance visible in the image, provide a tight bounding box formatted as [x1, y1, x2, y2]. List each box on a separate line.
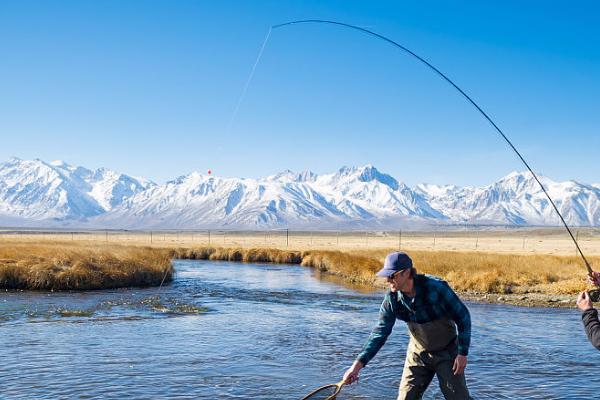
[589, 289, 600, 303]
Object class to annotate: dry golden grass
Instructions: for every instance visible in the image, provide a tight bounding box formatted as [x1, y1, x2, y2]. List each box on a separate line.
[0, 240, 173, 290]
[172, 246, 595, 295]
[300, 250, 381, 285]
[2, 234, 597, 296]
[354, 249, 596, 294]
[169, 247, 302, 264]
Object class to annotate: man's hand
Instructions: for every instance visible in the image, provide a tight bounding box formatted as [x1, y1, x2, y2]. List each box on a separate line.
[588, 271, 600, 287]
[342, 360, 364, 385]
[577, 291, 593, 312]
[452, 355, 467, 375]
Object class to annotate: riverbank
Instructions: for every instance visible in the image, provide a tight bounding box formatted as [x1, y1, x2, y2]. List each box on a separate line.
[170, 246, 594, 308]
[0, 241, 173, 290]
[1, 238, 593, 307]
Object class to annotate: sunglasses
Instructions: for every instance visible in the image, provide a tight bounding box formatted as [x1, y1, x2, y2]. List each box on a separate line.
[388, 271, 401, 280]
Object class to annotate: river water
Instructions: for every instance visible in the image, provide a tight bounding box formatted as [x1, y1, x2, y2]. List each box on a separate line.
[1, 260, 599, 399]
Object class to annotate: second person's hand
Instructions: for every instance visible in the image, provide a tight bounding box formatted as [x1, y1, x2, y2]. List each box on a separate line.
[588, 271, 600, 287]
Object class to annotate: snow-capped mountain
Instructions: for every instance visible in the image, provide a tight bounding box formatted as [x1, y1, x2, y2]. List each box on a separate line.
[94, 165, 444, 229]
[1, 157, 599, 228]
[0, 157, 154, 222]
[416, 171, 600, 226]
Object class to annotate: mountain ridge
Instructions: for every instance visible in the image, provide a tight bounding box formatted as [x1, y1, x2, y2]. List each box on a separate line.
[1, 158, 599, 229]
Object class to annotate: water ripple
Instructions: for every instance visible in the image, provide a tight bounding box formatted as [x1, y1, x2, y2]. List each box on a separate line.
[1, 259, 599, 399]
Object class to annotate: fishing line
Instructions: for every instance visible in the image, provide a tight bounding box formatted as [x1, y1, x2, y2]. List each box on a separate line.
[243, 19, 593, 278]
[228, 27, 273, 130]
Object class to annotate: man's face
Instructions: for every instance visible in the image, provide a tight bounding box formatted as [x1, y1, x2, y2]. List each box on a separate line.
[387, 269, 410, 292]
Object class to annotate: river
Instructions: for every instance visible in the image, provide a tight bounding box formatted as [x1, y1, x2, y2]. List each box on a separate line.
[1, 260, 598, 399]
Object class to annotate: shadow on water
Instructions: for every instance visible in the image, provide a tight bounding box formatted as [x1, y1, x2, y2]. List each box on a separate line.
[1, 259, 599, 399]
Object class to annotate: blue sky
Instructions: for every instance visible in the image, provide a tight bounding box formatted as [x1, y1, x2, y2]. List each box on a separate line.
[1, 1, 598, 186]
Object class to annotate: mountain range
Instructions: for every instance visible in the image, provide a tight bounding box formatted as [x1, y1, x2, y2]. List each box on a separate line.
[1, 157, 599, 229]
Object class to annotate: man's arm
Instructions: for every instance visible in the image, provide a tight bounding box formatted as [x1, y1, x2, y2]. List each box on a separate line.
[577, 291, 600, 350]
[355, 293, 397, 366]
[439, 281, 471, 356]
[343, 293, 396, 384]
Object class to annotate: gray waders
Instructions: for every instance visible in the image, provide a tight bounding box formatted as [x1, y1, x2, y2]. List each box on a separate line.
[397, 318, 471, 400]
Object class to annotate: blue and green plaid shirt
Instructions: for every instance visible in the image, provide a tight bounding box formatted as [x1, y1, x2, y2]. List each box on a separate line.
[357, 274, 471, 366]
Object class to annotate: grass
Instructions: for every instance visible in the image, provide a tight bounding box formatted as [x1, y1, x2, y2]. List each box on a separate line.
[1, 237, 596, 296]
[0, 241, 173, 290]
[172, 246, 597, 295]
[358, 249, 596, 295]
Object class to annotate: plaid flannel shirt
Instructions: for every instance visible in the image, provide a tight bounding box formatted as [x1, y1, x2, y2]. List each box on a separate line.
[357, 274, 471, 366]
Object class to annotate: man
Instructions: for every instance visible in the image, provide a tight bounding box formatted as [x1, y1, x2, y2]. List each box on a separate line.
[342, 251, 472, 400]
[576, 271, 600, 350]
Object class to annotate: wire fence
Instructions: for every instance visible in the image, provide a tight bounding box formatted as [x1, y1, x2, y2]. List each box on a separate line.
[1, 228, 600, 256]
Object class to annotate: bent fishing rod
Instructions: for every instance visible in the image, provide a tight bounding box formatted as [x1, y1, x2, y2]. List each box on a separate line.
[259, 19, 594, 278]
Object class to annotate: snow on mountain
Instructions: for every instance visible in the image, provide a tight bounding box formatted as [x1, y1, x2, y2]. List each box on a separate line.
[93, 165, 445, 229]
[312, 165, 444, 221]
[266, 169, 318, 183]
[0, 157, 153, 221]
[418, 171, 600, 226]
[1, 158, 599, 228]
[96, 171, 346, 229]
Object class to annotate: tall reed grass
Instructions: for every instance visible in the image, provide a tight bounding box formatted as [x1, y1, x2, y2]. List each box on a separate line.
[170, 247, 302, 264]
[173, 246, 596, 295]
[3, 238, 594, 295]
[348, 249, 596, 294]
[0, 241, 173, 290]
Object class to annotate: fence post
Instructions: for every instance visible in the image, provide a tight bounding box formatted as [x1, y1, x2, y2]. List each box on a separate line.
[150, 231, 153, 244]
[286, 228, 289, 247]
[433, 232, 436, 249]
[475, 231, 479, 250]
[398, 230, 402, 250]
[208, 230, 211, 245]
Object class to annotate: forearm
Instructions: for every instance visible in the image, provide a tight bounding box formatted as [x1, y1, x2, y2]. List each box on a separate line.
[582, 308, 600, 350]
[356, 296, 396, 366]
[356, 329, 390, 366]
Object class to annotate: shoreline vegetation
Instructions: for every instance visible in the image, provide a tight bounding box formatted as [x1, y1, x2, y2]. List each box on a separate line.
[1, 237, 596, 307]
[170, 246, 593, 307]
[0, 241, 173, 290]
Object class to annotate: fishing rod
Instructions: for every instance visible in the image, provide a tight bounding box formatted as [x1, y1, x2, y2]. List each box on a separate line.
[262, 19, 595, 280]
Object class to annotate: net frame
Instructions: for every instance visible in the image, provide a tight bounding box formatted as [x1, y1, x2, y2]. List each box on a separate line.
[301, 381, 344, 400]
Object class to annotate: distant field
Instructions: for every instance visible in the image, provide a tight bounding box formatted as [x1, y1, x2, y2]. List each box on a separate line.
[2, 228, 599, 256]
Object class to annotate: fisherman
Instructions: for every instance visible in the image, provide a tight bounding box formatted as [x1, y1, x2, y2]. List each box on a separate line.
[576, 271, 600, 350]
[342, 251, 472, 400]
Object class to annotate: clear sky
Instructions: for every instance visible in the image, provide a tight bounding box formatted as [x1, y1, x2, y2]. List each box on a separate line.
[1, 1, 598, 186]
